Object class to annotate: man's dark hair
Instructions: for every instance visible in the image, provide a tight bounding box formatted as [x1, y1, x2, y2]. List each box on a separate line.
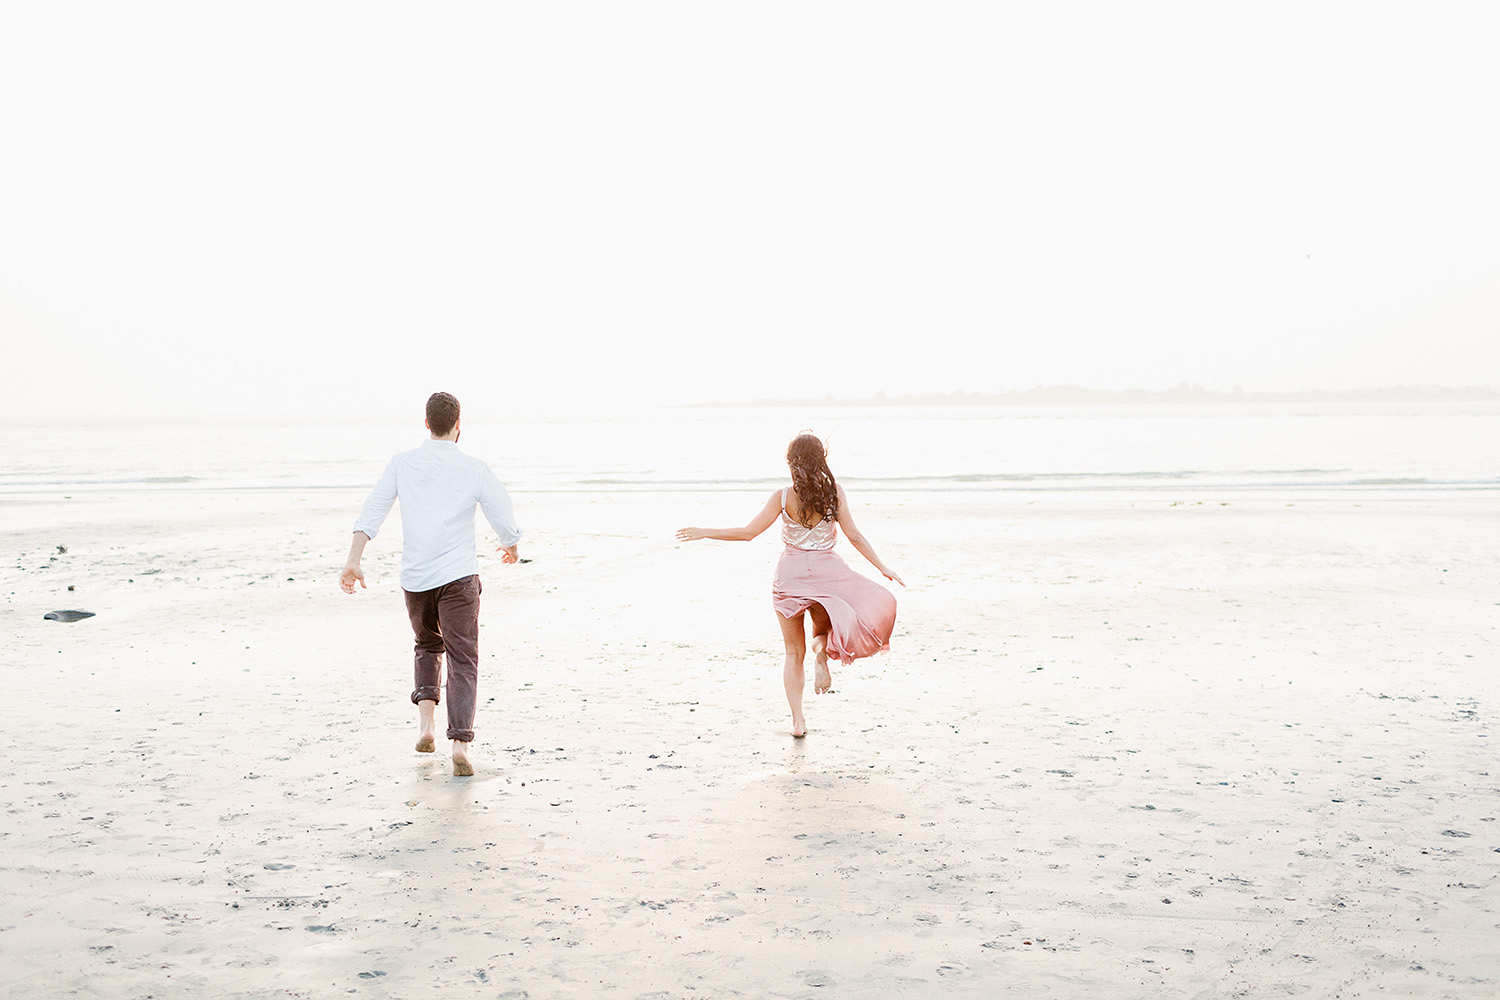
[426, 392, 461, 436]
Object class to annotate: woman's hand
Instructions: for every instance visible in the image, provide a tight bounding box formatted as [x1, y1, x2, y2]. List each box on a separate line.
[881, 566, 906, 587]
[676, 493, 782, 544]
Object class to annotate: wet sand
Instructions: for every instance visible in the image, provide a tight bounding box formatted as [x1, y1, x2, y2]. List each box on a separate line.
[1, 488, 1497, 997]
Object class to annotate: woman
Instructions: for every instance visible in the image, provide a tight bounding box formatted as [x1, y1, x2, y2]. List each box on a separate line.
[676, 433, 904, 737]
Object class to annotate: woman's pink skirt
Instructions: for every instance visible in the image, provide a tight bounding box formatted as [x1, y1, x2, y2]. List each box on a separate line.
[772, 547, 897, 664]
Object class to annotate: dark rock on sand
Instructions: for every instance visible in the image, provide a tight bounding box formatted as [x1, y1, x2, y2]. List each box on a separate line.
[44, 610, 95, 622]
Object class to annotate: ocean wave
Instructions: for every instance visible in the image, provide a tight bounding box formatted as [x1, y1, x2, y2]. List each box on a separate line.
[2, 468, 1495, 496]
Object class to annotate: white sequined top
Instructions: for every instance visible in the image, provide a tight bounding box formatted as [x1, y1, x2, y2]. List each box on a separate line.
[780, 488, 837, 551]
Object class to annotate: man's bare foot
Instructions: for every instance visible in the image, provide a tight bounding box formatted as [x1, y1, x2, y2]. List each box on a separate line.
[416, 701, 437, 753]
[452, 742, 473, 777]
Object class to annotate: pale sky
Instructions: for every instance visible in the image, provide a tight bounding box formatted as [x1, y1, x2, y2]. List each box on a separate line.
[2, 2, 1498, 420]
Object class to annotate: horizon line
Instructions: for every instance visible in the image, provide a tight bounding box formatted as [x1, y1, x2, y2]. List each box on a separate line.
[687, 384, 1500, 408]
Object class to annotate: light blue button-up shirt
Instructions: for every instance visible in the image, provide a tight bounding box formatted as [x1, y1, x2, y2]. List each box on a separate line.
[353, 439, 522, 592]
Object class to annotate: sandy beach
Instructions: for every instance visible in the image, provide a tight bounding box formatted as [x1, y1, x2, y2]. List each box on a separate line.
[2, 486, 1497, 997]
[7, 0, 1500, 992]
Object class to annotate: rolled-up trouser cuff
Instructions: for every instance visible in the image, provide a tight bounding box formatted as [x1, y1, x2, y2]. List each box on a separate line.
[404, 574, 483, 743]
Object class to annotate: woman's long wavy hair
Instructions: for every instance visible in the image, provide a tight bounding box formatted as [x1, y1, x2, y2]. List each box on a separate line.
[786, 433, 838, 526]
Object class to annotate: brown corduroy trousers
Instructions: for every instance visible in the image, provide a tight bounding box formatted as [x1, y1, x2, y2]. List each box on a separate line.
[402, 574, 482, 742]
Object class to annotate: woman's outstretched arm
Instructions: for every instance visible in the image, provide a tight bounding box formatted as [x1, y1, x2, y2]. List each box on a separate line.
[834, 485, 905, 585]
[676, 490, 782, 542]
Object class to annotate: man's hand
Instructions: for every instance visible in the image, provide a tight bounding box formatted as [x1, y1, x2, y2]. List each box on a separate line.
[340, 564, 366, 594]
[499, 544, 520, 564]
[341, 532, 371, 594]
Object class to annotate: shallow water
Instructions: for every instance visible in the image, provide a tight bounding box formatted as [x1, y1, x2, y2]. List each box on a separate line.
[3, 400, 1497, 495]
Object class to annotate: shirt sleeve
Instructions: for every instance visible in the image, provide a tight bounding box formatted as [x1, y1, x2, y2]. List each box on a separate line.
[352, 457, 399, 539]
[477, 464, 522, 547]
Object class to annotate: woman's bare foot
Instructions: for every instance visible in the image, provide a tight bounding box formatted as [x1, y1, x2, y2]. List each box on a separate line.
[811, 635, 833, 694]
[791, 718, 807, 738]
[452, 741, 473, 777]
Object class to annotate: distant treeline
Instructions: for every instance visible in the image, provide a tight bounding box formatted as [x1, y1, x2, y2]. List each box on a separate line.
[723, 384, 1500, 407]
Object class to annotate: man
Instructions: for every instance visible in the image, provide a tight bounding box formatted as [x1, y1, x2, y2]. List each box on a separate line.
[339, 391, 521, 776]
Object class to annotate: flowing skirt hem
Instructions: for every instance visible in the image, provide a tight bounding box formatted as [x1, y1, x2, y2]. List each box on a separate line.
[772, 548, 897, 665]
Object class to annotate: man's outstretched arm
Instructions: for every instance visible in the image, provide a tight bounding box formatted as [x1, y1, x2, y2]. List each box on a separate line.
[344, 457, 398, 593]
[478, 465, 522, 563]
[340, 532, 371, 593]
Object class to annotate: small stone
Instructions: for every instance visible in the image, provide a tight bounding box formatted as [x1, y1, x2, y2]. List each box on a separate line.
[44, 610, 95, 622]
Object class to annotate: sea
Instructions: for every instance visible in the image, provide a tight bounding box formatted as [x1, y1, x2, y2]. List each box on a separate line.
[2, 400, 1497, 498]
